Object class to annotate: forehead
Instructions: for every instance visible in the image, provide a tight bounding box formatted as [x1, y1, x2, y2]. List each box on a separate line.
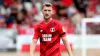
[43, 6, 53, 10]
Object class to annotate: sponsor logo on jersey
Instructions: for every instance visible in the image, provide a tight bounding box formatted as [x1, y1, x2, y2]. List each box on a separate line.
[42, 34, 52, 41]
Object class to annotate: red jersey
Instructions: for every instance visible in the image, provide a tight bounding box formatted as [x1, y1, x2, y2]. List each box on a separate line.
[33, 19, 66, 56]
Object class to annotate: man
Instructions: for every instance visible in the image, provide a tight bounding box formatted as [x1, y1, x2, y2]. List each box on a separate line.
[30, 3, 73, 56]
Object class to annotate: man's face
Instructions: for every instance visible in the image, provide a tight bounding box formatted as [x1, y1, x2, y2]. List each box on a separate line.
[42, 6, 53, 19]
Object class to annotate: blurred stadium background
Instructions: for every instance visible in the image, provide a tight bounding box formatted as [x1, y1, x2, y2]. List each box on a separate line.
[0, 0, 100, 56]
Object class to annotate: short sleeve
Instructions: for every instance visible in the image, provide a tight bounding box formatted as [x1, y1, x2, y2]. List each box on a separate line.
[58, 23, 66, 37]
[33, 26, 39, 39]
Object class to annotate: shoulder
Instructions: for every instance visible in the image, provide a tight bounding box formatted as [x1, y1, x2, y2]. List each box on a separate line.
[52, 19, 60, 24]
[35, 21, 44, 29]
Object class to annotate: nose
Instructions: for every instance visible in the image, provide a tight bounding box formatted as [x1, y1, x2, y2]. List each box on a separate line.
[46, 11, 49, 14]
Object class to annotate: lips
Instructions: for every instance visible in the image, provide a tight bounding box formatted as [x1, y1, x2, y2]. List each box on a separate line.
[45, 14, 49, 16]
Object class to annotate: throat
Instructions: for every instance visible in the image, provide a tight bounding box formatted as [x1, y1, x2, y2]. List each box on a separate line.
[44, 18, 52, 24]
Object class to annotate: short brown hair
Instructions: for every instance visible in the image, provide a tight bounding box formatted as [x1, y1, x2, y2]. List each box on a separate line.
[42, 3, 53, 9]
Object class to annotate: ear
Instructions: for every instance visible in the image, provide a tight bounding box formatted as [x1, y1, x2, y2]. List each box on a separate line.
[52, 10, 55, 15]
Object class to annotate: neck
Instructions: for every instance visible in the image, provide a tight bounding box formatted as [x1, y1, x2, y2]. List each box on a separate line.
[44, 18, 52, 24]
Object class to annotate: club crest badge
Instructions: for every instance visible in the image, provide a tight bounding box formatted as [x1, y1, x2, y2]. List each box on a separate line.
[50, 28, 55, 32]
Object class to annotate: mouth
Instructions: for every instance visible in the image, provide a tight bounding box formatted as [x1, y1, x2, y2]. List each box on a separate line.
[44, 15, 50, 19]
[45, 14, 49, 16]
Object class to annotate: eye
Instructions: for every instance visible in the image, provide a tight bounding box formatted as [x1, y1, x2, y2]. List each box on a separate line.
[44, 10, 47, 11]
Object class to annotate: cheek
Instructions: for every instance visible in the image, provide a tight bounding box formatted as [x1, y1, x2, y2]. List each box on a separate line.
[51, 11, 53, 14]
[50, 12, 53, 15]
[42, 11, 46, 14]
[43, 11, 45, 14]
[43, 12, 46, 15]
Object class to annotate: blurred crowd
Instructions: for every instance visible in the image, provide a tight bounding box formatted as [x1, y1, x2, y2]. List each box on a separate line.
[0, 0, 100, 34]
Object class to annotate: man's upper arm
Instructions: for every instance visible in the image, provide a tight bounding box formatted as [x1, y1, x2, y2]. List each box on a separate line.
[61, 36, 67, 42]
[33, 26, 39, 39]
[32, 39, 38, 44]
[58, 23, 66, 37]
